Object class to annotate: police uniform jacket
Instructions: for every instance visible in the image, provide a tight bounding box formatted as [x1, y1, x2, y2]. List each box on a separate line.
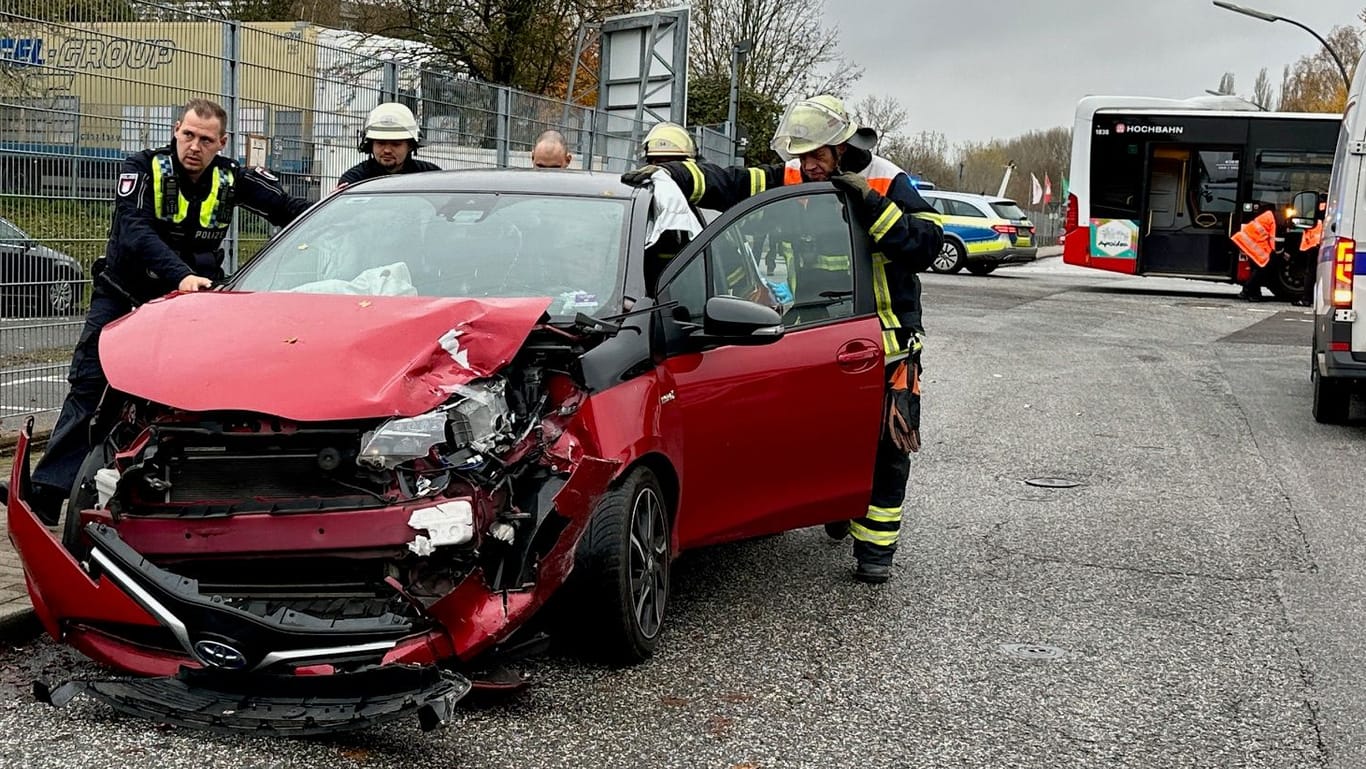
[106, 144, 310, 303]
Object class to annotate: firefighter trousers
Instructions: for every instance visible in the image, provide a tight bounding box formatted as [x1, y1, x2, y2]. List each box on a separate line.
[851, 380, 914, 567]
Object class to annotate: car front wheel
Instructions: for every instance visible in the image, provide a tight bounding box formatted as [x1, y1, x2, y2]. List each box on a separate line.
[573, 466, 670, 665]
[932, 240, 965, 274]
[966, 261, 999, 276]
[45, 276, 78, 316]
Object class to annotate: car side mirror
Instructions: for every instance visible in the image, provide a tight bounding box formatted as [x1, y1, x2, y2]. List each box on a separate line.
[679, 295, 783, 347]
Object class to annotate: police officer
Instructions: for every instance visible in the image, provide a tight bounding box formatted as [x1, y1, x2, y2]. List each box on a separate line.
[338, 102, 440, 188]
[622, 94, 943, 583]
[17, 97, 311, 524]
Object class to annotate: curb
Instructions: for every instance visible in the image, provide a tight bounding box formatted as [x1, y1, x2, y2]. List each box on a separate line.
[0, 604, 40, 645]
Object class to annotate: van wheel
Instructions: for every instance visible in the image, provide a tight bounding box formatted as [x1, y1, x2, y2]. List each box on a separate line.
[1270, 257, 1307, 302]
[966, 261, 998, 276]
[1312, 369, 1351, 424]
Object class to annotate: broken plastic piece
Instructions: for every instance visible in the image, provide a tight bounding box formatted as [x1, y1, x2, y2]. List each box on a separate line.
[407, 500, 475, 553]
[93, 468, 119, 509]
[489, 522, 515, 543]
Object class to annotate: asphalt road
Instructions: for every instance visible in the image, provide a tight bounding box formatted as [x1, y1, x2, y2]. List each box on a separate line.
[1, 256, 1362, 768]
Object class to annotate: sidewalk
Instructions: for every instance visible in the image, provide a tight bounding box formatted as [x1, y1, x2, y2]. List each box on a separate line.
[0, 438, 49, 642]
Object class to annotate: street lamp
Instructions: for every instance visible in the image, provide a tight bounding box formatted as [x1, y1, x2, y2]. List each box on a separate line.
[1212, 1, 1351, 92]
[727, 39, 754, 156]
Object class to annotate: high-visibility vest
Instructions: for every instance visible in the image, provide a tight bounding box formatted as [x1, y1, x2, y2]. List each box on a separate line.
[1232, 210, 1276, 268]
[1300, 221, 1324, 252]
[151, 153, 235, 230]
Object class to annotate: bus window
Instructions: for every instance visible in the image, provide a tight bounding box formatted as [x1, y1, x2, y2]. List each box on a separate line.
[1091, 138, 1143, 219]
[1253, 150, 1333, 216]
[1193, 151, 1240, 217]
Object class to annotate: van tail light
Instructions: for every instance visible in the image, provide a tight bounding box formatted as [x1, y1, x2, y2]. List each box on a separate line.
[992, 224, 1017, 235]
[1332, 236, 1355, 308]
[1065, 193, 1079, 232]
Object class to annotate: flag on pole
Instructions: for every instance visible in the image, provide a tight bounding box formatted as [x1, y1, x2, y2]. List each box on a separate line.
[1043, 174, 1053, 204]
[1030, 173, 1043, 205]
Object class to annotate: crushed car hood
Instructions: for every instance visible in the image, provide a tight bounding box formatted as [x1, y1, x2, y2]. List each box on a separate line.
[99, 291, 552, 421]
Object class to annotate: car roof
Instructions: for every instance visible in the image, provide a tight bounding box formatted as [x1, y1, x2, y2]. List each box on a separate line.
[920, 189, 1019, 206]
[337, 168, 645, 200]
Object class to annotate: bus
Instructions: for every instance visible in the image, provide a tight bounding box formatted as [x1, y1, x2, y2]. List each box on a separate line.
[1063, 96, 1341, 300]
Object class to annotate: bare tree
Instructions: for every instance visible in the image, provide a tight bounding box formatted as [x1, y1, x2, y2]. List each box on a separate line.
[681, 0, 862, 106]
[852, 95, 908, 141]
[1250, 67, 1275, 110]
[1216, 71, 1236, 95]
[1278, 24, 1362, 112]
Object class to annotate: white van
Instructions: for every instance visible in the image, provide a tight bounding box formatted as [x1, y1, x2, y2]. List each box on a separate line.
[1312, 55, 1366, 424]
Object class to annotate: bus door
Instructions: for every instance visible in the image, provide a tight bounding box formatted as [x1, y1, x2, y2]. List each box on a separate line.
[1140, 145, 1242, 277]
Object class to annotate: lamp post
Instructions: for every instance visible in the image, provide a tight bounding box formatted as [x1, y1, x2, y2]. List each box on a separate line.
[727, 39, 753, 162]
[1212, 1, 1351, 92]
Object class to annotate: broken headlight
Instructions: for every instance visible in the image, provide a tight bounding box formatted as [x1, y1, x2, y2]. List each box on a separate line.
[359, 379, 512, 470]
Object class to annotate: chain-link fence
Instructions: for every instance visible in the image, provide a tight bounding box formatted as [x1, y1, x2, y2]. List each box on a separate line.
[0, 0, 733, 429]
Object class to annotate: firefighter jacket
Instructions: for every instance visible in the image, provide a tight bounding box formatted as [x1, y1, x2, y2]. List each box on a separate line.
[105, 144, 310, 304]
[653, 149, 942, 358]
[338, 156, 442, 186]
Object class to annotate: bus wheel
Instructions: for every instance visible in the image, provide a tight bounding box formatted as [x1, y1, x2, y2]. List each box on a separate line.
[1269, 256, 1307, 302]
[932, 240, 965, 273]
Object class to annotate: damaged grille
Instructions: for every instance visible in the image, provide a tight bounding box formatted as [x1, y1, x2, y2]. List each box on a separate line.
[168, 454, 355, 502]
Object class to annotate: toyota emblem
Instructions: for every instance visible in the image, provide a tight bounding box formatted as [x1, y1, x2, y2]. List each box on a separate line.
[194, 639, 248, 669]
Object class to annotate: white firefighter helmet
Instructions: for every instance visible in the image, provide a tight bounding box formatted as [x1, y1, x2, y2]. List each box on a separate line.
[770, 94, 877, 161]
[641, 121, 696, 160]
[361, 102, 421, 149]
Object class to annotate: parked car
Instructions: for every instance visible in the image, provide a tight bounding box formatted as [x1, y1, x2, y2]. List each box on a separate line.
[919, 190, 1038, 275]
[0, 216, 85, 316]
[9, 169, 895, 735]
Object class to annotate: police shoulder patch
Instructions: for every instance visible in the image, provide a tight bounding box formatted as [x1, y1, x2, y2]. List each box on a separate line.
[117, 173, 138, 197]
[253, 166, 278, 182]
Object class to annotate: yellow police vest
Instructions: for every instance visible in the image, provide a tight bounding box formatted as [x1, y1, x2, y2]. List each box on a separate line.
[151, 153, 235, 230]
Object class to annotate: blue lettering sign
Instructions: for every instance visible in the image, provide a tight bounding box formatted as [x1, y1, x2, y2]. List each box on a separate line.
[0, 37, 46, 66]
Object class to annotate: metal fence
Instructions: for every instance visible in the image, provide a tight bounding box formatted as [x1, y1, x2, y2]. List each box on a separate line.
[0, 0, 734, 428]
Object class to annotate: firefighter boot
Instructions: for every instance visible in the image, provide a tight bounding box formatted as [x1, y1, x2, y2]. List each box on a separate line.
[854, 560, 891, 584]
[824, 520, 851, 540]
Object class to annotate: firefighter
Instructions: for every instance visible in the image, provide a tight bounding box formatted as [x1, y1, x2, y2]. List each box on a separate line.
[12, 98, 312, 525]
[621, 94, 943, 583]
[531, 129, 573, 168]
[337, 102, 440, 187]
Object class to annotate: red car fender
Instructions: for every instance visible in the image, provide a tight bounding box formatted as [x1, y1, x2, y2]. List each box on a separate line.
[7, 424, 160, 640]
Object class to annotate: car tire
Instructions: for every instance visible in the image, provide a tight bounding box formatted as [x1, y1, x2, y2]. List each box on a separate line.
[63, 441, 114, 557]
[931, 240, 965, 274]
[966, 261, 998, 276]
[1312, 369, 1352, 424]
[573, 466, 670, 665]
[44, 275, 79, 316]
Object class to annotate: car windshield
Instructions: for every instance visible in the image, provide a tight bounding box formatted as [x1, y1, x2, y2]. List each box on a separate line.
[989, 201, 1027, 220]
[233, 191, 629, 319]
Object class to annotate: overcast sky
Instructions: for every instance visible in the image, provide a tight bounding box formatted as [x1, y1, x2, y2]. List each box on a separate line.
[833, 0, 1363, 145]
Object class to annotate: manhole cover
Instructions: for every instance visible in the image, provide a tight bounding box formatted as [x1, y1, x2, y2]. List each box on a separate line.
[1024, 477, 1083, 488]
[999, 643, 1067, 661]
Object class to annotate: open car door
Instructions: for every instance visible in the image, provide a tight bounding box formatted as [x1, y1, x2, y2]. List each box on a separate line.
[654, 183, 886, 550]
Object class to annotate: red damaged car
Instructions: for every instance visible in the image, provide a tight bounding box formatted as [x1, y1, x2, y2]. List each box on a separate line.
[7, 169, 889, 734]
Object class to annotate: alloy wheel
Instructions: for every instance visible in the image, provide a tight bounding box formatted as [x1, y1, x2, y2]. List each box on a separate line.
[627, 487, 668, 640]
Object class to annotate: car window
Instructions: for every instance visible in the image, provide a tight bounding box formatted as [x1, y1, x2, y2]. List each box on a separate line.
[0, 220, 24, 243]
[706, 193, 854, 329]
[948, 199, 987, 218]
[232, 192, 629, 319]
[989, 200, 1027, 220]
[925, 196, 948, 215]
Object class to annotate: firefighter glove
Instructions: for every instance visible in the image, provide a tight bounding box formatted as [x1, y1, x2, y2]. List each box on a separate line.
[884, 361, 921, 454]
[830, 172, 886, 228]
[620, 164, 660, 187]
